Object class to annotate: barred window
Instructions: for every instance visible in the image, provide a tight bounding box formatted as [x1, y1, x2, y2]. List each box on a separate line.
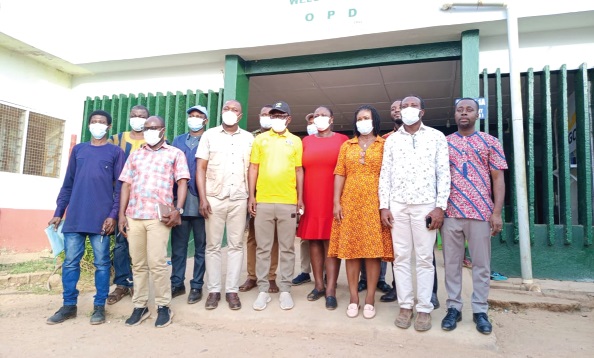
[0, 101, 65, 178]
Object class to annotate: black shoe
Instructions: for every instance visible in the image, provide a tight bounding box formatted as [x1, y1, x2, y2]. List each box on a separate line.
[441, 307, 462, 331]
[46, 305, 77, 325]
[380, 287, 397, 302]
[187, 288, 203, 304]
[325, 296, 338, 310]
[292, 272, 311, 286]
[473, 312, 492, 335]
[431, 292, 440, 309]
[357, 280, 367, 292]
[376, 280, 392, 293]
[90, 305, 106, 325]
[155, 306, 173, 328]
[171, 285, 186, 299]
[125, 307, 150, 326]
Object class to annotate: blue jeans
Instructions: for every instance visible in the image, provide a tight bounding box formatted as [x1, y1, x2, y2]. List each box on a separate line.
[360, 261, 388, 282]
[170, 217, 206, 290]
[113, 229, 133, 287]
[62, 233, 110, 306]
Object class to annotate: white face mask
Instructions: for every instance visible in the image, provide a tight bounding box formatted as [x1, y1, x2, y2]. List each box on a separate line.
[306, 124, 318, 135]
[259, 115, 272, 129]
[222, 111, 239, 126]
[271, 118, 287, 133]
[144, 129, 163, 146]
[89, 123, 108, 139]
[129, 117, 146, 132]
[401, 107, 421, 126]
[314, 116, 331, 131]
[356, 119, 374, 135]
[187, 117, 205, 132]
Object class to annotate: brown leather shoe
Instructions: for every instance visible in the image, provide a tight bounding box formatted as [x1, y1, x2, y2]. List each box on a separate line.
[239, 279, 257, 292]
[395, 308, 414, 329]
[205, 292, 221, 310]
[225, 293, 242, 310]
[414, 312, 432, 331]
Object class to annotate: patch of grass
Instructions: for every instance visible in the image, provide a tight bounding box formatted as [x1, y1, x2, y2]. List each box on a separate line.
[0, 258, 57, 275]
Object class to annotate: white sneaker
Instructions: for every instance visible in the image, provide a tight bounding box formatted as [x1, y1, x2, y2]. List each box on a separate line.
[253, 292, 271, 311]
[279, 292, 294, 310]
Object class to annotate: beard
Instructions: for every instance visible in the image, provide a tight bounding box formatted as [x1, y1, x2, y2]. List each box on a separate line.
[393, 119, 403, 125]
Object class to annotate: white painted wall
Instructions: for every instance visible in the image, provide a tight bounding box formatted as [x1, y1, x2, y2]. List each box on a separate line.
[0, 46, 78, 210]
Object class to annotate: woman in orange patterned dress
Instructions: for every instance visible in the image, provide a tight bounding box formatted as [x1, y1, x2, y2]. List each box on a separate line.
[329, 105, 394, 319]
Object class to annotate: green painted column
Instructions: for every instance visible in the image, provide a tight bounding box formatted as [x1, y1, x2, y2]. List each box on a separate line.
[461, 30, 480, 101]
[207, 90, 220, 129]
[82, 98, 93, 142]
[224, 55, 250, 129]
[541, 67, 555, 245]
[495, 69, 507, 243]
[575, 63, 593, 245]
[557, 65, 572, 245]
[482, 69, 489, 134]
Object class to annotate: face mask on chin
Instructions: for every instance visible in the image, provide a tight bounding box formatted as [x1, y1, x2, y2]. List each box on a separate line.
[401, 107, 421, 126]
[144, 129, 162, 146]
[129, 117, 146, 132]
[306, 124, 318, 135]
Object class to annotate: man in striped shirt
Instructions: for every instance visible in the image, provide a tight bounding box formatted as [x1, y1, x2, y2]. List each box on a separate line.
[440, 98, 507, 335]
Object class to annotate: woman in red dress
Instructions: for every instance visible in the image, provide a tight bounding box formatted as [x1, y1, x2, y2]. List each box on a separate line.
[297, 106, 348, 309]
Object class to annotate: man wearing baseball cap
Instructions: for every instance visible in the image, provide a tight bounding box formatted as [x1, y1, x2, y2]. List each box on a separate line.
[169, 105, 209, 304]
[249, 101, 304, 311]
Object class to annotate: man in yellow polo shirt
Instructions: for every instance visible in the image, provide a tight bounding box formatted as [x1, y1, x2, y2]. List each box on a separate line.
[248, 101, 304, 311]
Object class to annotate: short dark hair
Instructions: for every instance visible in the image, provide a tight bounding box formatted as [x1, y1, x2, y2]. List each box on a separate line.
[316, 106, 334, 117]
[456, 97, 479, 110]
[130, 105, 150, 117]
[89, 110, 112, 125]
[402, 95, 426, 109]
[353, 105, 381, 137]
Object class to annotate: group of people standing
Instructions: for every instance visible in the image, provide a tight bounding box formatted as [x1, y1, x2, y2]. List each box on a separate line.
[47, 94, 506, 336]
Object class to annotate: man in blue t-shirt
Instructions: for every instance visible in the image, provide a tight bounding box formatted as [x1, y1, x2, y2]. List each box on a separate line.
[47, 110, 125, 325]
[169, 105, 208, 304]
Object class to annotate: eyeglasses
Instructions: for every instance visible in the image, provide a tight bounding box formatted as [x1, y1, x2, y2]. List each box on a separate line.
[143, 126, 164, 131]
[270, 114, 289, 119]
[359, 151, 366, 165]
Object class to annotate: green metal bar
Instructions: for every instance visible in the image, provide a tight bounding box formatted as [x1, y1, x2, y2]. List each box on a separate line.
[197, 91, 207, 107]
[207, 90, 219, 129]
[127, 94, 137, 121]
[186, 90, 197, 108]
[541, 66, 555, 245]
[557, 65, 572, 245]
[137, 93, 147, 107]
[461, 30, 480, 99]
[174, 91, 186, 137]
[117, 94, 129, 134]
[224, 55, 250, 129]
[101, 95, 112, 113]
[81, 97, 93, 143]
[496, 69, 506, 243]
[164, 91, 176, 142]
[482, 68, 489, 133]
[245, 41, 461, 76]
[109, 95, 119, 138]
[154, 92, 166, 119]
[575, 63, 593, 245]
[147, 93, 156, 115]
[527, 68, 535, 244]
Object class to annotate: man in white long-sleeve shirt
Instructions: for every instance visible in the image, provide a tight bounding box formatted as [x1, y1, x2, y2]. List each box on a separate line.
[379, 95, 450, 332]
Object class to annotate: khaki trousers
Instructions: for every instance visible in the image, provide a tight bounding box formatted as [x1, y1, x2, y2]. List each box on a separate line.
[127, 218, 172, 308]
[205, 196, 247, 293]
[246, 216, 278, 280]
[255, 203, 296, 292]
[390, 202, 437, 313]
[441, 218, 492, 313]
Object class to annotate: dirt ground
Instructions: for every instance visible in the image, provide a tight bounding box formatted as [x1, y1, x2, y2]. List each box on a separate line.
[1, 243, 593, 358]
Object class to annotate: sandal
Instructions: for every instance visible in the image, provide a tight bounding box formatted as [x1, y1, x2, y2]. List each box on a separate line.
[346, 303, 360, 318]
[463, 258, 473, 268]
[363, 304, 376, 319]
[107, 285, 131, 305]
[239, 278, 257, 292]
[268, 280, 280, 293]
[307, 288, 326, 301]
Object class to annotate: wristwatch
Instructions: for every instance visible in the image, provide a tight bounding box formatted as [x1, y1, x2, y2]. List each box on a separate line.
[176, 207, 184, 214]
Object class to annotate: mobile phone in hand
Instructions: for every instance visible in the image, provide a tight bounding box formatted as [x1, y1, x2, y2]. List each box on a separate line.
[425, 216, 432, 228]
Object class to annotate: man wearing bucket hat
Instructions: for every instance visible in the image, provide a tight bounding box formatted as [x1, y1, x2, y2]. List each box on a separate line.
[169, 105, 209, 304]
